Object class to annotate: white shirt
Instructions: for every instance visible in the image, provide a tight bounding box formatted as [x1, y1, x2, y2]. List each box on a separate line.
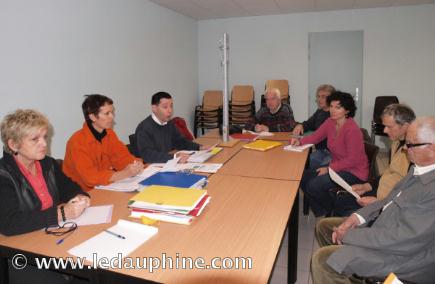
[151, 113, 167, 126]
[355, 163, 435, 225]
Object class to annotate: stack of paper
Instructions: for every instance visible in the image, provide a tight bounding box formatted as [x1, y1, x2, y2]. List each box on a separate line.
[68, 219, 158, 263]
[177, 147, 223, 163]
[129, 185, 210, 225]
[283, 143, 313, 152]
[152, 162, 223, 174]
[95, 167, 160, 192]
[242, 140, 282, 151]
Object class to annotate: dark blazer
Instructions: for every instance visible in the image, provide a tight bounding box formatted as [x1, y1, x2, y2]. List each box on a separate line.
[0, 151, 87, 236]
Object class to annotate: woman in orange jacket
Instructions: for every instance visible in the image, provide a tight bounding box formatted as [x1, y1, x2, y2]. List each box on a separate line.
[63, 94, 143, 192]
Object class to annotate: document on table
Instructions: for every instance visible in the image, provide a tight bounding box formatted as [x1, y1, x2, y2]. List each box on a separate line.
[152, 162, 223, 173]
[68, 219, 158, 263]
[60, 205, 113, 226]
[283, 143, 313, 152]
[328, 167, 360, 199]
[244, 130, 274, 137]
[95, 167, 161, 192]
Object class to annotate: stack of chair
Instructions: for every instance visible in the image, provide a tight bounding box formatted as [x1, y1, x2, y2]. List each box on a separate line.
[194, 90, 223, 137]
[261, 79, 290, 107]
[229, 85, 255, 127]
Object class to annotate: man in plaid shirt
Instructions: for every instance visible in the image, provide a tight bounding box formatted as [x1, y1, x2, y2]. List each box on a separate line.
[245, 88, 297, 132]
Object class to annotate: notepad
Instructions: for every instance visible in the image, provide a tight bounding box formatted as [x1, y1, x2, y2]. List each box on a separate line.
[177, 147, 223, 163]
[329, 167, 360, 199]
[283, 143, 313, 152]
[60, 205, 113, 226]
[68, 219, 158, 263]
[95, 167, 160, 192]
[130, 185, 207, 211]
[139, 171, 207, 188]
[242, 140, 282, 151]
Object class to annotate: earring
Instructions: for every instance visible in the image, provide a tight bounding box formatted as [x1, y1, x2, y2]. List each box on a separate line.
[13, 151, 18, 156]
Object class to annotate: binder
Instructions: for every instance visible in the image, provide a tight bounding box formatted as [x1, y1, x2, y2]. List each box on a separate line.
[242, 140, 282, 151]
[139, 171, 207, 188]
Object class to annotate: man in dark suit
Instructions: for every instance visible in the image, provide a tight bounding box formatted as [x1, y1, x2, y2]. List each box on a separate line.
[311, 116, 435, 284]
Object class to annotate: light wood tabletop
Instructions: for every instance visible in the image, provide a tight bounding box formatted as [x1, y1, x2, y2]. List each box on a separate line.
[194, 136, 246, 164]
[200, 129, 293, 142]
[217, 146, 309, 181]
[0, 175, 299, 284]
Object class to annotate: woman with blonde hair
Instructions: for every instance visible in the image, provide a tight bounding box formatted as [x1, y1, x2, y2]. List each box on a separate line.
[0, 109, 89, 236]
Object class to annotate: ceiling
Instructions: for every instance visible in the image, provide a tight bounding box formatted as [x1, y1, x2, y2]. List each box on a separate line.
[149, 0, 433, 20]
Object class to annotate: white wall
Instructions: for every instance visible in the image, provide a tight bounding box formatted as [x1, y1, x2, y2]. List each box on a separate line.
[0, 0, 198, 158]
[198, 4, 435, 132]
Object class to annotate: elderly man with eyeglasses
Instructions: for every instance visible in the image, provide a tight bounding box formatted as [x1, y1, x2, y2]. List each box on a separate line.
[311, 116, 435, 284]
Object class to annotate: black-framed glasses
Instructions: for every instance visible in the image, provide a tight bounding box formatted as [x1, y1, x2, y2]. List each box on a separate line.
[405, 142, 432, 149]
[45, 222, 77, 236]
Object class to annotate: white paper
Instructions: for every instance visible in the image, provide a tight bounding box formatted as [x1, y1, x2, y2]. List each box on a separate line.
[243, 130, 274, 137]
[176, 148, 222, 163]
[95, 167, 160, 192]
[61, 205, 113, 226]
[150, 162, 223, 173]
[328, 167, 360, 199]
[68, 219, 158, 264]
[283, 144, 313, 152]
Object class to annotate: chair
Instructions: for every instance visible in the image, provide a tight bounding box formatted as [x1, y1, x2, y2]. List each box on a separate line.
[261, 79, 290, 107]
[128, 133, 140, 158]
[172, 117, 194, 141]
[371, 96, 399, 143]
[229, 85, 255, 127]
[194, 90, 223, 137]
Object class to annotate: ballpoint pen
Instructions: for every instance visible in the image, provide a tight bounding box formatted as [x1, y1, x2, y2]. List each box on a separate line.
[104, 229, 126, 239]
[56, 229, 76, 245]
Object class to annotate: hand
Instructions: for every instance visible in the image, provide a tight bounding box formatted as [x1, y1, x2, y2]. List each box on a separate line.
[316, 167, 328, 176]
[125, 160, 143, 176]
[200, 144, 215, 151]
[289, 138, 300, 146]
[176, 153, 191, 163]
[292, 124, 304, 136]
[351, 183, 371, 195]
[255, 124, 269, 132]
[68, 194, 91, 208]
[332, 214, 360, 244]
[357, 196, 378, 207]
[62, 197, 89, 220]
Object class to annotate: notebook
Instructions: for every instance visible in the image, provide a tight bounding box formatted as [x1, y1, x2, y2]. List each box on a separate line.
[68, 219, 158, 263]
[139, 171, 207, 189]
[177, 147, 223, 163]
[242, 140, 282, 151]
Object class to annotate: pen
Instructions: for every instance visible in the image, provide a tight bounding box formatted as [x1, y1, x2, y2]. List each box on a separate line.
[56, 230, 76, 245]
[104, 229, 126, 239]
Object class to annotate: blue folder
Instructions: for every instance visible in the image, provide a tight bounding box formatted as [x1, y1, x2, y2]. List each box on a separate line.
[139, 172, 207, 188]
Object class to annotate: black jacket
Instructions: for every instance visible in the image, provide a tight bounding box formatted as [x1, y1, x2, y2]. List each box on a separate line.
[0, 152, 87, 236]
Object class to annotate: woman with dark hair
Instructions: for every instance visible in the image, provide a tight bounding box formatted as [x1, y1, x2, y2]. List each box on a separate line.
[291, 91, 368, 217]
[63, 94, 143, 192]
[0, 109, 90, 236]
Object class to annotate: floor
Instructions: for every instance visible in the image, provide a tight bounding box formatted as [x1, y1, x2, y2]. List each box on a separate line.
[269, 150, 390, 284]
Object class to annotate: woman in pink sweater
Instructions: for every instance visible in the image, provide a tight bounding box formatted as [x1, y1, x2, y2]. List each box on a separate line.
[291, 92, 368, 217]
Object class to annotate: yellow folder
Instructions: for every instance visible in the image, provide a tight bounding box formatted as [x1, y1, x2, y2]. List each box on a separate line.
[130, 185, 207, 211]
[242, 140, 282, 151]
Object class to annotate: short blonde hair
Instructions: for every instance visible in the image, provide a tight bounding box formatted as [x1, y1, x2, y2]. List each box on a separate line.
[265, 88, 281, 99]
[1, 109, 50, 154]
[316, 84, 335, 95]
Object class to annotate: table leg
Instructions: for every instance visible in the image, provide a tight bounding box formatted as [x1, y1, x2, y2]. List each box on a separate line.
[288, 190, 299, 284]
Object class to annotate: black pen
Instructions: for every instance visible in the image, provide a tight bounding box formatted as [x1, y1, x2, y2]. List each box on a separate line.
[104, 229, 126, 239]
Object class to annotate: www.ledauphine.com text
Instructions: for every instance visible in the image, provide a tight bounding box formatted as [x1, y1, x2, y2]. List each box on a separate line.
[11, 253, 253, 273]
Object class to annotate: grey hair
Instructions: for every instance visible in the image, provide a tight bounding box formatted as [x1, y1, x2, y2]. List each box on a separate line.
[382, 103, 416, 125]
[415, 116, 435, 144]
[266, 88, 281, 99]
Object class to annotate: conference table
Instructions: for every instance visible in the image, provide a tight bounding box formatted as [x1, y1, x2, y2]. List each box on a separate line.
[0, 131, 308, 284]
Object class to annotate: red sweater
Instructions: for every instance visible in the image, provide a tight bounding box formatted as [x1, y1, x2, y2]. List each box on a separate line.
[300, 118, 368, 181]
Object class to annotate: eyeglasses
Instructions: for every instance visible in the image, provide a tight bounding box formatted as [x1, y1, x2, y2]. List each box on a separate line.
[405, 142, 432, 149]
[45, 222, 77, 236]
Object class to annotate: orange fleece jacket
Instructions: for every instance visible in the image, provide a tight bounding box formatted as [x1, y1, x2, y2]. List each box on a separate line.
[63, 123, 138, 192]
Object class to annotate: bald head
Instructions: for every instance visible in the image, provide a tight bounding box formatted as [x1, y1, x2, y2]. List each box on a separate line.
[406, 116, 435, 166]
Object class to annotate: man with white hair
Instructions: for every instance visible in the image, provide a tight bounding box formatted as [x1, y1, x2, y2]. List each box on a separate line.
[311, 116, 435, 284]
[245, 88, 297, 132]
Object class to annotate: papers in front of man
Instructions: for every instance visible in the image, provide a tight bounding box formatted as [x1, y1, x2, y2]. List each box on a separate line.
[153, 161, 223, 173]
[176, 147, 223, 163]
[128, 185, 210, 225]
[95, 166, 160, 192]
[60, 205, 113, 226]
[283, 143, 314, 152]
[243, 130, 274, 137]
[242, 140, 282, 151]
[328, 167, 361, 199]
[68, 219, 158, 264]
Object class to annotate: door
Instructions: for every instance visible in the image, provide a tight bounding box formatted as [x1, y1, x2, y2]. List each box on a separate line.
[308, 31, 363, 125]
